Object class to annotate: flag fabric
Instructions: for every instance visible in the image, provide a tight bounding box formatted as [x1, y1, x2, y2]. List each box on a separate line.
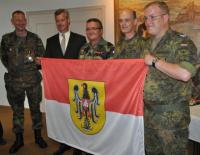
[41, 58, 148, 155]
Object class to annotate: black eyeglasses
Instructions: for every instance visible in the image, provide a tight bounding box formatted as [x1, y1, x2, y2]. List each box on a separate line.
[143, 14, 166, 22]
[86, 27, 102, 31]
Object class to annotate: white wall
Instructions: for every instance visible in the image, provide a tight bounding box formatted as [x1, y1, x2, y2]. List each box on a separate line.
[0, 0, 114, 106]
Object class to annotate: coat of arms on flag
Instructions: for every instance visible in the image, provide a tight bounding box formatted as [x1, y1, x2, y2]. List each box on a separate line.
[42, 58, 147, 155]
[68, 79, 106, 135]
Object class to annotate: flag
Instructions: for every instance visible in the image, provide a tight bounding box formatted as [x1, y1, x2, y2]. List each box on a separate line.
[41, 58, 148, 155]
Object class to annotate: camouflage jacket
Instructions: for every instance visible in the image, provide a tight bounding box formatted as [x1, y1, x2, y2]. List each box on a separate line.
[0, 31, 44, 85]
[143, 28, 197, 129]
[79, 38, 114, 60]
[114, 33, 144, 59]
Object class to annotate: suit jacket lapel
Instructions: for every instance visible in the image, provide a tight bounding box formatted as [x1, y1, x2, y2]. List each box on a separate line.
[65, 32, 73, 57]
[55, 34, 64, 56]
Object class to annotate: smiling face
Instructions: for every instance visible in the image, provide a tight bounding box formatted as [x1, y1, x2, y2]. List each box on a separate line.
[55, 12, 70, 33]
[11, 12, 27, 32]
[86, 21, 103, 42]
[119, 10, 137, 36]
[144, 4, 169, 38]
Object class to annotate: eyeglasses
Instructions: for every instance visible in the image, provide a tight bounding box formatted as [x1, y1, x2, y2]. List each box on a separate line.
[143, 14, 166, 22]
[86, 27, 101, 31]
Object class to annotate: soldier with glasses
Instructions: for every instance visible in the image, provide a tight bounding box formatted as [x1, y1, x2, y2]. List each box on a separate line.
[142, 1, 198, 154]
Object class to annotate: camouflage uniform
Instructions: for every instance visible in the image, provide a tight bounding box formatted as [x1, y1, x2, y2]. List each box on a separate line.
[79, 38, 114, 60]
[142, 29, 197, 155]
[114, 33, 144, 59]
[0, 31, 44, 134]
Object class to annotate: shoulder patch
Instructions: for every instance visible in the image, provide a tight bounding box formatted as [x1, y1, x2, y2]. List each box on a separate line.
[179, 34, 187, 38]
[180, 43, 188, 47]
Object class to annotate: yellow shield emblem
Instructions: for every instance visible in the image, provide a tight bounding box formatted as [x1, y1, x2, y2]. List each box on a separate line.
[68, 79, 106, 135]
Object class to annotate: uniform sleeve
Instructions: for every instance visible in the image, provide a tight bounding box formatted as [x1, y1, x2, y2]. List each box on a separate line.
[176, 36, 197, 77]
[113, 41, 121, 59]
[78, 37, 87, 59]
[79, 45, 86, 59]
[0, 36, 8, 69]
[106, 42, 115, 59]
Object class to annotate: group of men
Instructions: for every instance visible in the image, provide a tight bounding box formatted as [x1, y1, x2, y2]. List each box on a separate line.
[0, 1, 198, 155]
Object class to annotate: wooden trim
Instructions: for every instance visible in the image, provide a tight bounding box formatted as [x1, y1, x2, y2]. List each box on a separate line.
[114, 0, 120, 44]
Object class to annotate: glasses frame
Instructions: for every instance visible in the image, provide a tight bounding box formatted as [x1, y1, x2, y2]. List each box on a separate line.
[86, 27, 102, 31]
[143, 14, 166, 22]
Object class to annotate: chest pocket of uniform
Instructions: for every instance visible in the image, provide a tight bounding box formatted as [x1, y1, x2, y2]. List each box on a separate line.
[153, 50, 177, 80]
[155, 50, 176, 63]
[6, 44, 18, 61]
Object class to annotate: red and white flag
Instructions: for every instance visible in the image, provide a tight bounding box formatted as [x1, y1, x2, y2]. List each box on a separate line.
[41, 58, 148, 155]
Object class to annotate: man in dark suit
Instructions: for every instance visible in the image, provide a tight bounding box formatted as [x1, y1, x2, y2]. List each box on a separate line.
[44, 9, 86, 155]
[45, 9, 86, 59]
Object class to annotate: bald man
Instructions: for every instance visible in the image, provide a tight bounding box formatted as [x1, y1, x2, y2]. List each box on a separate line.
[114, 9, 143, 59]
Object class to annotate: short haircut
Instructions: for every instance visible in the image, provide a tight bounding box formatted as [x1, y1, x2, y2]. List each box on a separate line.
[12, 10, 25, 18]
[144, 1, 169, 15]
[54, 8, 69, 19]
[119, 9, 137, 20]
[87, 18, 103, 29]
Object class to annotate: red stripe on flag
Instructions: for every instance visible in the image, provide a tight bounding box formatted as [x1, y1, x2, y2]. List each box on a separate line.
[41, 58, 148, 116]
